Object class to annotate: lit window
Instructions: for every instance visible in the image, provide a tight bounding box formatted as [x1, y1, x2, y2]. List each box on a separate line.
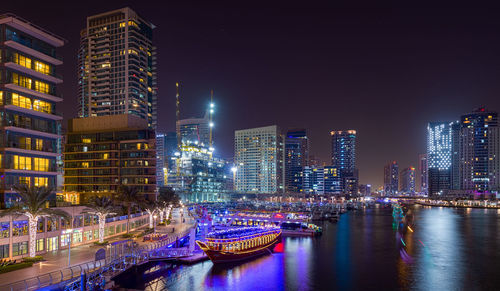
[14, 155, 32, 170]
[12, 93, 32, 109]
[82, 138, 91, 144]
[34, 61, 50, 75]
[34, 177, 48, 187]
[14, 53, 32, 69]
[34, 158, 49, 171]
[19, 177, 31, 185]
[35, 139, 43, 151]
[35, 81, 50, 94]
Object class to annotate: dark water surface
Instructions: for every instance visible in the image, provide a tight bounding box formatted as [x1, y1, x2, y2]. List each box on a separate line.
[118, 205, 500, 290]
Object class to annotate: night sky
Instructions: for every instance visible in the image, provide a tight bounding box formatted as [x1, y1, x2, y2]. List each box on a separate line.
[5, 1, 500, 188]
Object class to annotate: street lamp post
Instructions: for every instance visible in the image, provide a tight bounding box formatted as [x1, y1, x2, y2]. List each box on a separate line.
[65, 229, 74, 266]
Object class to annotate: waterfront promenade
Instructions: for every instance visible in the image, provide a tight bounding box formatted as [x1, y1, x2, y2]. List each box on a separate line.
[0, 208, 194, 286]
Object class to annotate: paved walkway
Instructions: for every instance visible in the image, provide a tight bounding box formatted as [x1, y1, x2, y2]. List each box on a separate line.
[0, 208, 195, 286]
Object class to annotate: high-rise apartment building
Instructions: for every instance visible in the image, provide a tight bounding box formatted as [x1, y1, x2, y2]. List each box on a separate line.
[177, 115, 210, 147]
[331, 130, 358, 194]
[63, 115, 157, 203]
[400, 167, 416, 194]
[78, 7, 157, 129]
[384, 161, 399, 195]
[331, 130, 356, 173]
[427, 122, 452, 196]
[0, 14, 65, 207]
[155, 132, 177, 187]
[284, 129, 309, 193]
[458, 108, 499, 192]
[418, 154, 428, 194]
[234, 125, 284, 193]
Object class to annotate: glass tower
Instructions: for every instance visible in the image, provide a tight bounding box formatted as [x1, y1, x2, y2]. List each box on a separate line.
[284, 129, 309, 193]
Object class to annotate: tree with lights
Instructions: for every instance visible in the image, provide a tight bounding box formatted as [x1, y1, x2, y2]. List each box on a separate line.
[117, 185, 142, 233]
[82, 196, 116, 243]
[0, 185, 70, 258]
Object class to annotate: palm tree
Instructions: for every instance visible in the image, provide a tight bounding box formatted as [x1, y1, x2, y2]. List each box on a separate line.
[0, 185, 70, 258]
[158, 187, 179, 223]
[117, 185, 142, 233]
[141, 200, 158, 229]
[82, 197, 116, 243]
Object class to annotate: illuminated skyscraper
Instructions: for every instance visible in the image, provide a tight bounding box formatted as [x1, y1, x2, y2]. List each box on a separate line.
[176, 114, 210, 147]
[234, 125, 284, 193]
[331, 130, 358, 194]
[284, 129, 309, 193]
[331, 130, 356, 172]
[78, 7, 157, 129]
[458, 108, 499, 192]
[0, 14, 65, 207]
[155, 132, 177, 187]
[400, 167, 416, 194]
[427, 122, 452, 196]
[418, 154, 428, 194]
[384, 161, 399, 195]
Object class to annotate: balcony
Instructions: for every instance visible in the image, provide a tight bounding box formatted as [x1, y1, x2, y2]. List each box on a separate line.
[4, 62, 63, 84]
[4, 84, 62, 103]
[3, 40, 63, 66]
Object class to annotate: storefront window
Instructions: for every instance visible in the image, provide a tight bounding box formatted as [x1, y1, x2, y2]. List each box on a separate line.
[73, 216, 83, 228]
[0, 222, 10, 238]
[13, 220, 28, 236]
[0, 244, 9, 258]
[61, 234, 70, 247]
[36, 238, 44, 252]
[47, 236, 58, 251]
[47, 218, 59, 232]
[73, 230, 82, 244]
[37, 218, 44, 233]
[83, 230, 93, 241]
[12, 241, 28, 256]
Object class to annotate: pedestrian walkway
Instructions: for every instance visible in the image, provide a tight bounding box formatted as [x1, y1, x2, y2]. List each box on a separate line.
[0, 208, 194, 286]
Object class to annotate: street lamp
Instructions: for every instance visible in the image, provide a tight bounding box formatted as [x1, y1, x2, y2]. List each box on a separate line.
[64, 229, 74, 266]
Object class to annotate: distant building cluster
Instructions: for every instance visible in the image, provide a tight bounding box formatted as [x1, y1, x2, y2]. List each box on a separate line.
[426, 108, 500, 198]
[383, 108, 500, 198]
[233, 127, 360, 196]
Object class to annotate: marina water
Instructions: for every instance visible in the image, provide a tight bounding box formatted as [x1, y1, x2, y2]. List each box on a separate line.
[116, 205, 500, 290]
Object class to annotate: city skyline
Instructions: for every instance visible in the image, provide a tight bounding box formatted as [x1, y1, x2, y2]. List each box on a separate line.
[4, 1, 500, 188]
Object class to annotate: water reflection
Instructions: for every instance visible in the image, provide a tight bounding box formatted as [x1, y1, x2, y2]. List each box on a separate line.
[116, 207, 500, 291]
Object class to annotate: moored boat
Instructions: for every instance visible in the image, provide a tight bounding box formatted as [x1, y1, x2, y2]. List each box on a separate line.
[196, 227, 282, 264]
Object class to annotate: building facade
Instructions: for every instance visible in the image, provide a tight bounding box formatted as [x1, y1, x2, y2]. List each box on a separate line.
[155, 132, 177, 187]
[418, 154, 428, 194]
[331, 130, 358, 194]
[384, 161, 399, 195]
[78, 7, 157, 129]
[284, 129, 309, 193]
[234, 125, 284, 193]
[0, 14, 65, 208]
[63, 115, 156, 203]
[457, 108, 499, 193]
[427, 122, 452, 196]
[177, 115, 210, 147]
[400, 166, 416, 194]
[0, 206, 148, 260]
[167, 142, 228, 202]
